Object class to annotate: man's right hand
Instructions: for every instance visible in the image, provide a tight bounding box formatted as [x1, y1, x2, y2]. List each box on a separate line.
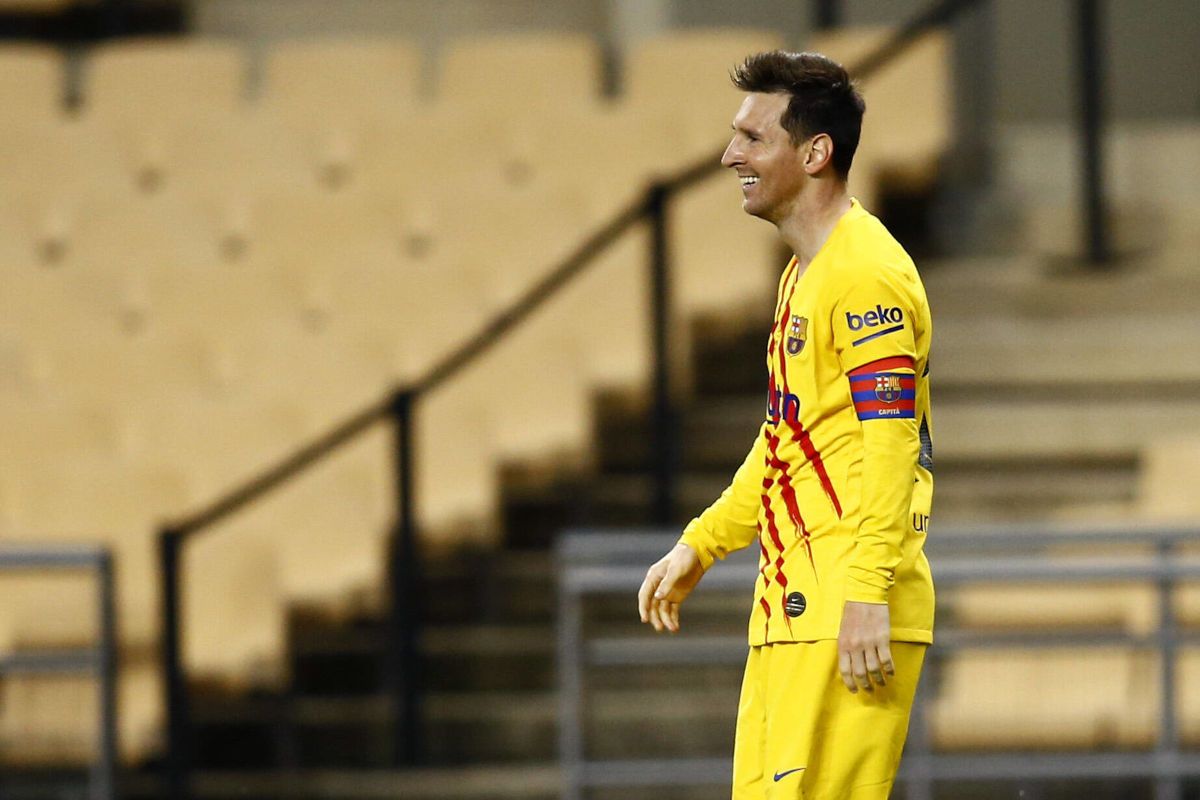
[637, 543, 705, 633]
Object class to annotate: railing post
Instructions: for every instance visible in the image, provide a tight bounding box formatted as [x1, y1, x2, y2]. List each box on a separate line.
[646, 183, 677, 527]
[386, 388, 422, 765]
[94, 550, 118, 800]
[1155, 538, 1182, 800]
[813, 0, 842, 30]
[159, 527, 191, 799]
[1075, 0, 1112, 266]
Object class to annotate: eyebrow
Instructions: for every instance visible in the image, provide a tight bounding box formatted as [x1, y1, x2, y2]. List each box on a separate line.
[732, 122, 763, 137]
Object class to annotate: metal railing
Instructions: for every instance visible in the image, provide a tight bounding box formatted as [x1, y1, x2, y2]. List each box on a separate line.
[557, 524, 1200, 800]
[0, 543, 117, 800]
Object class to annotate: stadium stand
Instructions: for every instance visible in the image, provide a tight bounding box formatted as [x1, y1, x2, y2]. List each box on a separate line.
[260, 38, 421, 116]
[623, 29, 786, 163]
[809, 26, 952, 209]
[0, 45, 65, 125]
[438, 32, 603, 114]
[81, 39, 247, 123]
[0, 20, 1196, 799]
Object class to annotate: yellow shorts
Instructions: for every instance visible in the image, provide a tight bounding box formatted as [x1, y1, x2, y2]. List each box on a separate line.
[732, 640, 927, 800]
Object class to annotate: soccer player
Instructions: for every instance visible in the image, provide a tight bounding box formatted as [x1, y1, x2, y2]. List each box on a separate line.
[637, 51, 935, 799]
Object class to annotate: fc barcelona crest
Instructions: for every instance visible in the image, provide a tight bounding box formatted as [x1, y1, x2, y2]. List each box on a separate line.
[875, 374, 903, 403]
[786, 315, 807, 356]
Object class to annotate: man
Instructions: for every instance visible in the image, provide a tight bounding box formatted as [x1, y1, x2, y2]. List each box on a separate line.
[637, 51, 935, 799]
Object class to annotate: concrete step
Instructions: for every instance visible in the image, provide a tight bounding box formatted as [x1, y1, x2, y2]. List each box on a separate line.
[190, 684, 743, 767]
[118, 764, 561, 800]
[290, 621, 557, 695]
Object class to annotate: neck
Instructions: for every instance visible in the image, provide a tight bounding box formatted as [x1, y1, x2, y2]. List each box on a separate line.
[775, 179, 852, 269]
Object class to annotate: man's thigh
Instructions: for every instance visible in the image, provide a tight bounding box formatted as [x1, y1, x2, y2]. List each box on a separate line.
[732, 640, 927, 800]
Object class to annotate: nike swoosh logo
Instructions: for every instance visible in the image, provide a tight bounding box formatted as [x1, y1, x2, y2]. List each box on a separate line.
[773, 767, 806, 782]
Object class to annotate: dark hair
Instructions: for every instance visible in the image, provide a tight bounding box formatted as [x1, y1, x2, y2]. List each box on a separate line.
[731, 50, 865, 179]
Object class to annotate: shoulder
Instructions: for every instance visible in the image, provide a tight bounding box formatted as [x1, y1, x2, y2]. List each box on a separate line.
[827, 218, 921, 297]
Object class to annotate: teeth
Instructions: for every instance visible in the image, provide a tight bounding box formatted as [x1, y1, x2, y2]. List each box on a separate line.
[740, 176, 759, 186]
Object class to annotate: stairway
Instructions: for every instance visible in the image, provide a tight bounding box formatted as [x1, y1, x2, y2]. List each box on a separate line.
[109, 250, 1194, 799]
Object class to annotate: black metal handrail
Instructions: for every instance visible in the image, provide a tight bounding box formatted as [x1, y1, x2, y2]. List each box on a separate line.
[154, 1, 1064, 795]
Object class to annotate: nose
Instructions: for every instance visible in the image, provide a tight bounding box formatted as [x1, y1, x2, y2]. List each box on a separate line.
[721, 137, 741, 169]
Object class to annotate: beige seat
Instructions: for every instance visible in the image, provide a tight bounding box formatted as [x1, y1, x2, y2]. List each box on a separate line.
[809, 27, 952, 207]
[931, 648, 1156, 749]
[103, 110, 316, 206]
[623, 29, 785, 163]
[672, 171, 782, 319]
[1138, 437, 1200, 520]
[0, 121, 130, 266]
[438, 33, 602, 114]
[81, 38, 247, 124]
[4, 457, 192, 646]
[355, 103, 518, 196]
[0, 44, 65, 126]
[261, 38, 421, 118]
[499, 105, 681, 219]
[184, 516, 286, 688]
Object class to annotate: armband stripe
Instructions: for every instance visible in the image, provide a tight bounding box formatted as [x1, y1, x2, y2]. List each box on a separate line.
[851, 388, 916, 403]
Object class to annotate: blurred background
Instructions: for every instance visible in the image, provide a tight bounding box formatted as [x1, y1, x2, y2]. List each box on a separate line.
[0, 0, 1197, 798]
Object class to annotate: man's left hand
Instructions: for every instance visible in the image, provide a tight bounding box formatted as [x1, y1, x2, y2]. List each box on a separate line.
[837, 600, 894, 693]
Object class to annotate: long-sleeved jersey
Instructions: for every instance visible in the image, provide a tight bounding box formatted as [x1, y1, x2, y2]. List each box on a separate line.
[680, 199, 934, 646]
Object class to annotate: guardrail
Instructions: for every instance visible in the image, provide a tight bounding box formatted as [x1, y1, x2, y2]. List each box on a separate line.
[0, 543, 117, 800]
[557, 524, 1200, 800]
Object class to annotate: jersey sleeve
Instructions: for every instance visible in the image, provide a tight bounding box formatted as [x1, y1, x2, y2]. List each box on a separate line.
[678, 423, 767, 570]
[832, 269, 921, 604]
[831, 266, 919, 373]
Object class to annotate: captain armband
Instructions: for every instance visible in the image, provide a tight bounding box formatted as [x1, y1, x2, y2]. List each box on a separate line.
[848, 356, 916, 421]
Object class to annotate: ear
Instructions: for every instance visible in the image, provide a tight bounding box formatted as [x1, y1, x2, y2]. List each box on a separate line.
[803, 133, 835, 175]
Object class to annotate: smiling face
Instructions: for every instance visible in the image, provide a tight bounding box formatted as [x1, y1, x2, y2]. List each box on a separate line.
[720, 92, 810, 224]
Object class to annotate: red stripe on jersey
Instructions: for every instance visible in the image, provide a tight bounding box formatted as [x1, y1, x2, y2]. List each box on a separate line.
[764, 429, 818, 581]
[759, 491, 794, 636]
[774, 298, 844, 519]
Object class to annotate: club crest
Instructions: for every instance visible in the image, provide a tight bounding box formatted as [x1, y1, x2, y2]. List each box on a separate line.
[875, 374, 903, 403]
[786, 315, 807, 356]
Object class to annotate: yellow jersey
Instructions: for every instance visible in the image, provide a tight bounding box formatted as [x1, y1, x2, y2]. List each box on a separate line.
[680, 199, 935, 645]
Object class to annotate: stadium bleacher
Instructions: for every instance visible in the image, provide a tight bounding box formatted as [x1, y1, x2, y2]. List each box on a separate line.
[0, 20, 1196, 799]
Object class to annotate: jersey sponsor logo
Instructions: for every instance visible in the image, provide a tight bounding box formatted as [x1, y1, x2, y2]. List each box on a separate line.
[846, 304, 903, 331]
[767, 388, 801, 425]
[773, 766, 807, 782]
[913, 512, 930, 532]
[786, 315, 807, 356]
[784, 591, 807, 617]
[846, 304, 905, 347]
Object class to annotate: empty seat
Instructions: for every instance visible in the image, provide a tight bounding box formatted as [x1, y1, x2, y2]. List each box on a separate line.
[930, 648, 1156, 749]
[672, 172, 781, 319]
[0, 44, 65, 126]
[0, 121, 131, 266]
[1138, 437, 1200, 520]
[809, 27, 952, 205]
[81, 38, 247, 125]
[623, 29, 785, 162]
[3, 457, 193, 646]
[103, 110, 316, 202]
[184, 517, 286, 687]
[438, 33, 602, 114]
[261, 38, 421, 118]
[499, 106, 680, 219]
